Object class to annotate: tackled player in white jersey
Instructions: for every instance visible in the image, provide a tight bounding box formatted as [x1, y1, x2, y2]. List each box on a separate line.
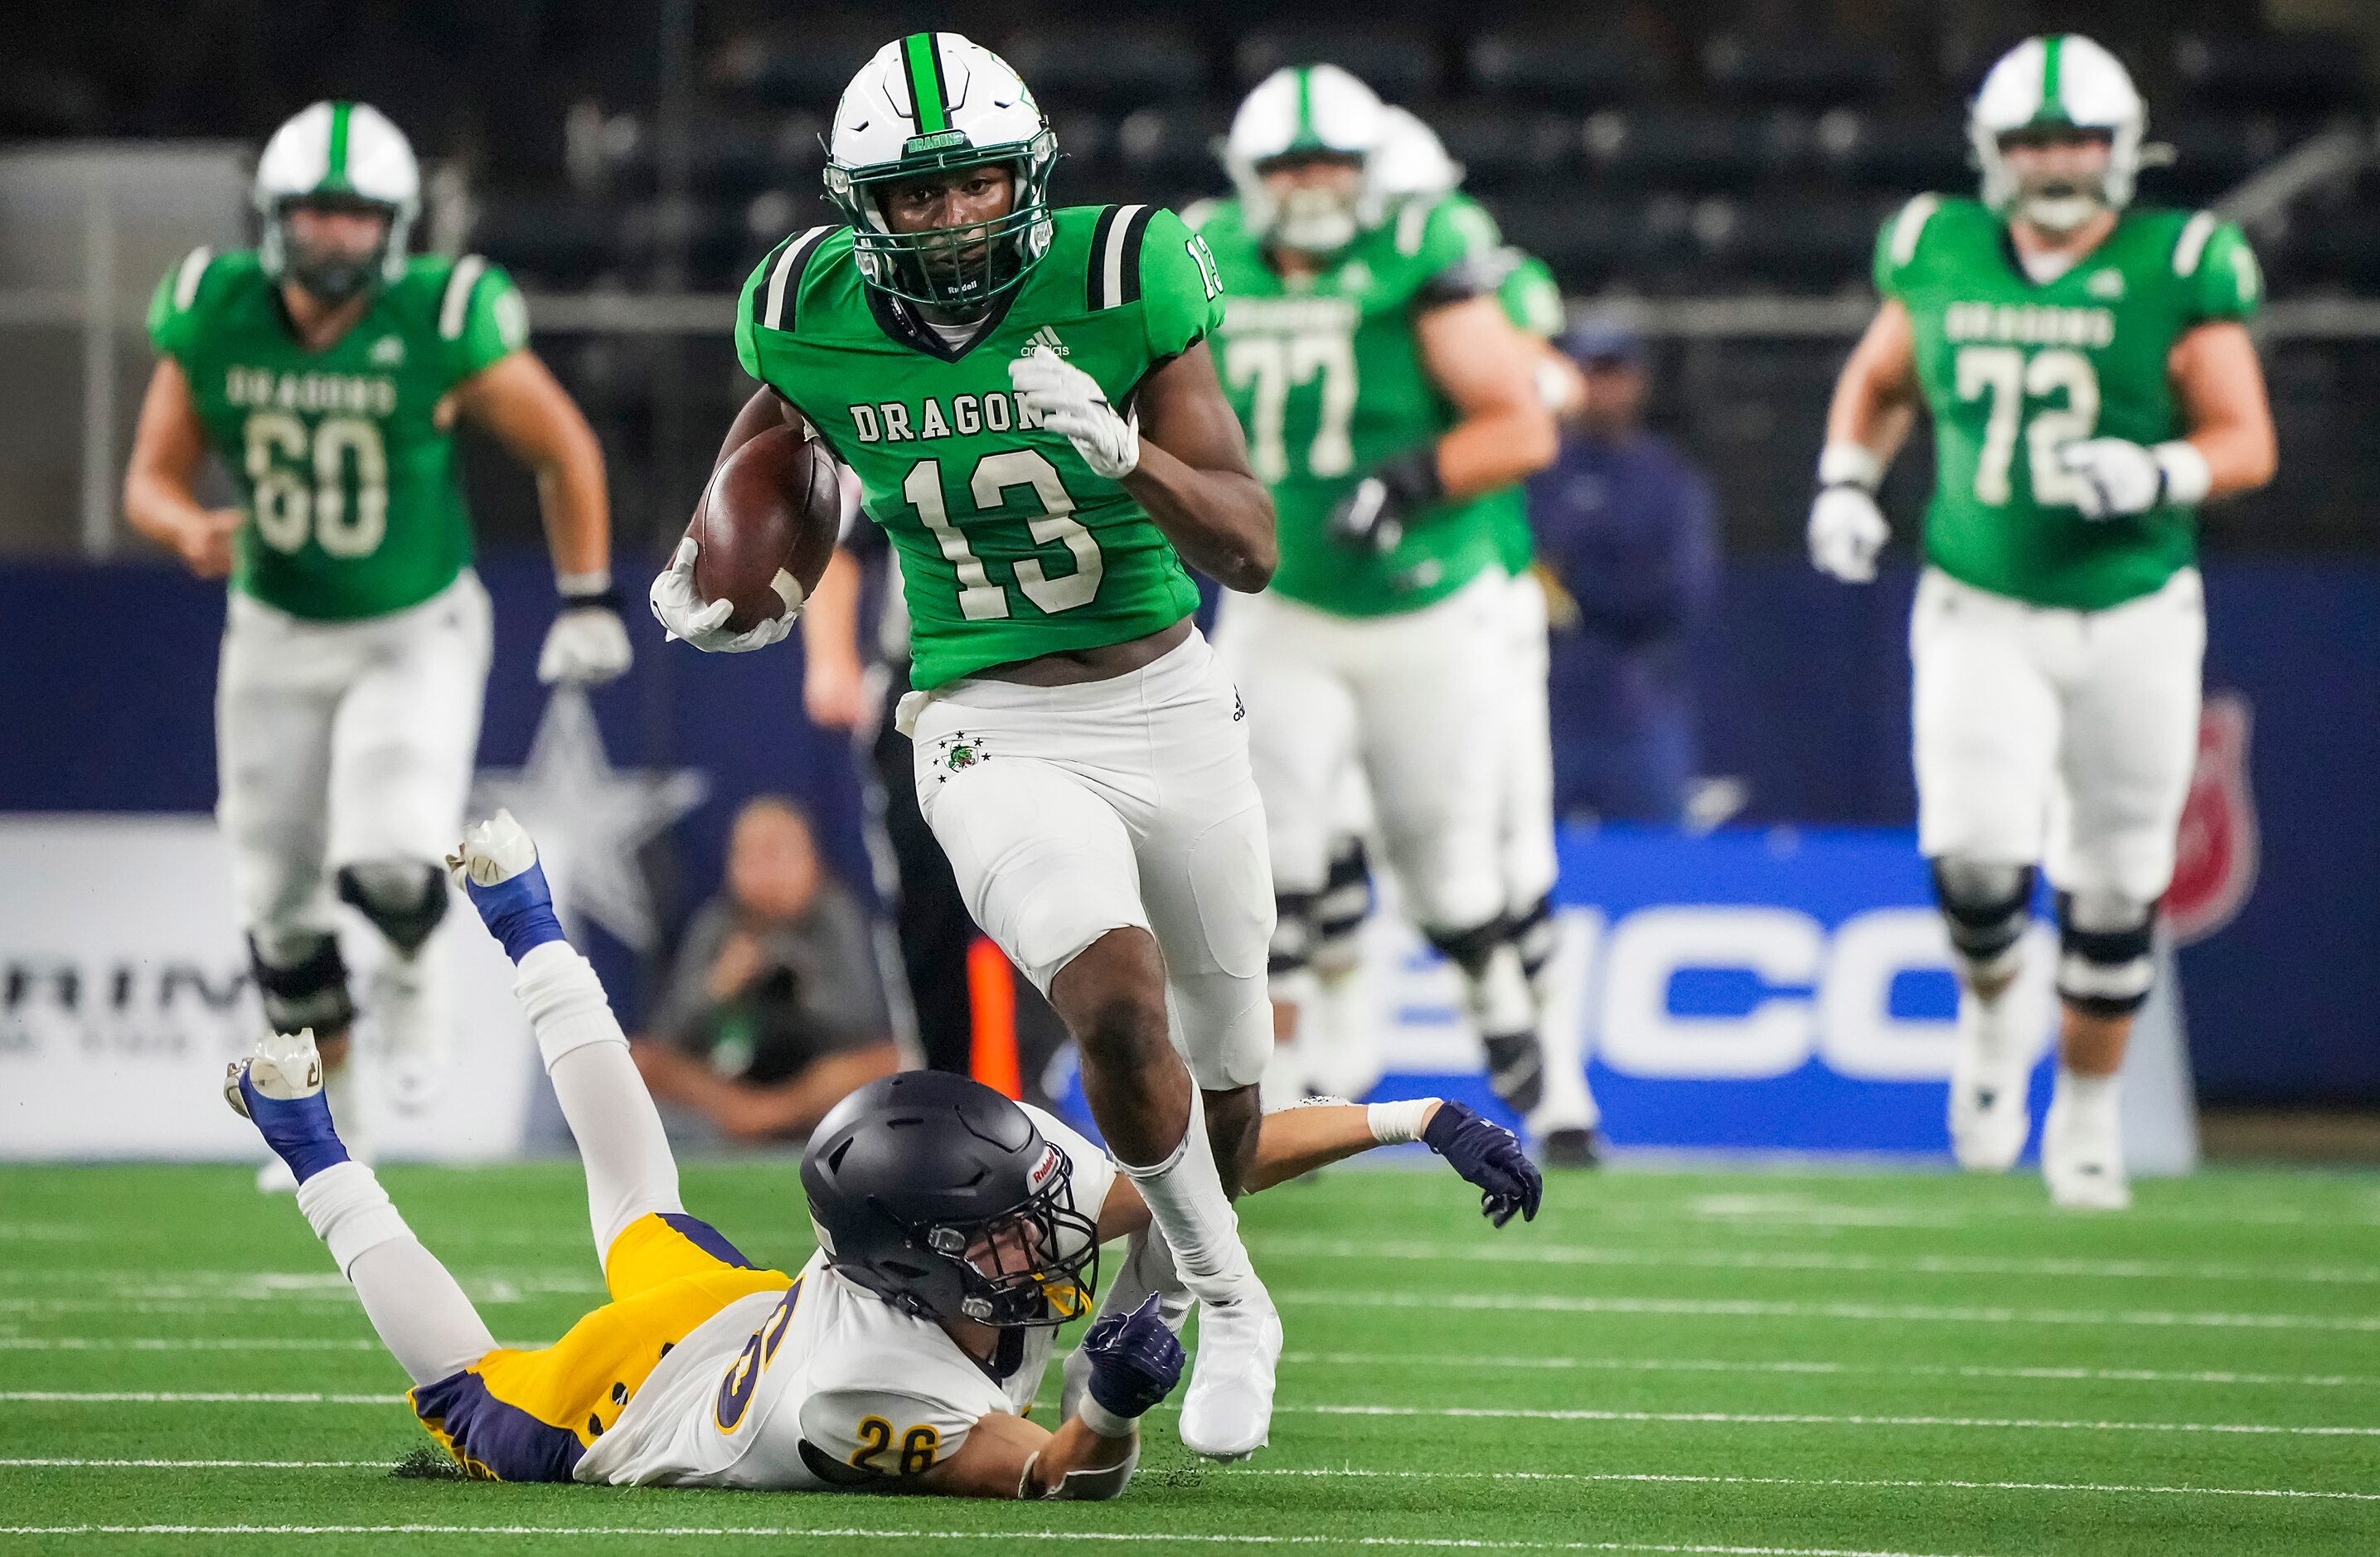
[1810, 36, 2274, 1207]
[225, 811, 1542, 1496]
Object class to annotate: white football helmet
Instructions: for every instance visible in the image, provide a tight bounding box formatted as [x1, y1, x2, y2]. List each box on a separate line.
[254, 101, 420, 299]
[825, 32, 1058, 311]
[1970, 34, 2146, 232]
[1224, 65, 1389, 254]
[1369, 105, 1465, 206]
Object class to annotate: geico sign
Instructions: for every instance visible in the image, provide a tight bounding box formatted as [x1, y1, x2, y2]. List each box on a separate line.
[1595, 906, 2053, 1082]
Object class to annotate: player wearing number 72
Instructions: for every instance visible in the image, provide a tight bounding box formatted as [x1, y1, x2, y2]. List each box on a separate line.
[1809, 35, 2276, 1210]
[123, 101, 626, 1150]
[649, 34, 1292, 1460]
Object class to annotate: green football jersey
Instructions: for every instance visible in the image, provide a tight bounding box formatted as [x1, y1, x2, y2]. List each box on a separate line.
[1878, 196, 2261, 610]
[735, 206, 1214, 691]
[1196, 192, 1522, 617]
[1492, 245, 1565, 574]
[146, 248, 526, 620]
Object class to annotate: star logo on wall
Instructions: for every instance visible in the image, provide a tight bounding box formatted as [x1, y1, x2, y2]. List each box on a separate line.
[473, 688, 707, 953]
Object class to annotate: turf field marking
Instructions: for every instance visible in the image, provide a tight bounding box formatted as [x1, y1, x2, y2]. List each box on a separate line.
[1282, 1288, 2380, 1331]
[0, 1338, 386, 1352]
[0, 1527, 1979, 1555]
[1301, 1404, 2380, 1436]
[0, 1390, 406, 1404]
[1258, 1235, 2380, 1286]
[12, 1460, 2379, 1505]
[1278, 1351, 2374, 1390]
[1250, 1468, 2380, 1503]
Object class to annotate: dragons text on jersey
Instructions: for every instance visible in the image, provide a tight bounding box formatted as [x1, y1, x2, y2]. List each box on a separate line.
[735, 206, 1219, 690]
[148, 248, 527, 621]
[1878, 196, 2260, 611]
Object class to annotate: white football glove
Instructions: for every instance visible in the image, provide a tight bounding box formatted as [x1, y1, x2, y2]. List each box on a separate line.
[2058, 438, 2213, 520]
[1009, 345, 1139, 479]
[537, 593, 633, 686]
[647, 536, 795, 654]
[1808, 486, 1891, 583]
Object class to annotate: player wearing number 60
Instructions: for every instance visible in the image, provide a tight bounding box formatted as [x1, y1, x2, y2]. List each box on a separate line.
[124, 102, 627, 1165]
[1810, 36, 2276, 1210]
[648, 34, 1291, 1460]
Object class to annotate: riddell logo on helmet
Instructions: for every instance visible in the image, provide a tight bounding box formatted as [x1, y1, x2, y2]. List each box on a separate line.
[1026, 1145, 1059, 1192]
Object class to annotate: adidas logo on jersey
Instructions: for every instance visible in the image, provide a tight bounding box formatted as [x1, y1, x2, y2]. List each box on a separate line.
[369, 335, 406, 366]
[1020, 326, 1069, 357]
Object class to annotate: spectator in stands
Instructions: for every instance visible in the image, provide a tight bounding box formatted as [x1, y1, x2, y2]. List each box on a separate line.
[632, 795, 899, 1140]
[1528, 318, 1719, 825]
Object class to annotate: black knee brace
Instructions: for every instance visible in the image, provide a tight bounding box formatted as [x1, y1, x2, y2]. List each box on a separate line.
[249, 934, 356, 1036]
[1929, 859, 2035, 976]
[336, 861, 450, 957]
[1506, 893, 1557, 986]
[1311, 839, 1374, 977]
[1269, 890, 1320, 979]
[1423, 917, 1505, 980]
[2055, 891, 2156, 1016]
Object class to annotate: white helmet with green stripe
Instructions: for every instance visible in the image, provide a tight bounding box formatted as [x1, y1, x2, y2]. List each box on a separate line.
[254, 100, 420, 300]
[825, 32, 1059, 313]
[1970, 34, 2145, 230]
[1224, 65, 1389, 254]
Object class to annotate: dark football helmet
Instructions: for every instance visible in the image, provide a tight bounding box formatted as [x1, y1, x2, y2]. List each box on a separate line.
[801, 1070, 1099, 1328]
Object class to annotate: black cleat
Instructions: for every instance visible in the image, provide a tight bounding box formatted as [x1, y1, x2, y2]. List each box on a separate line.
[1539, 1128, 1601, 1168]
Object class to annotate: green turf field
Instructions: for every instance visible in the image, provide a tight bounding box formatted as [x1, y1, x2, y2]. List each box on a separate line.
[2, 1159, 2377, 1555]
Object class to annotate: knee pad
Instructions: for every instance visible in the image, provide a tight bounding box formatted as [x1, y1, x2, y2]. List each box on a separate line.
[1929, 858, 2035, 982]
[336, 861, 450, 957]
[249, 933, 356, 1036]
[2055, 891, 2156, 1017]
[1423, 917, 1504, 981]
[1507, 894, 1557, 985]
[1311, 839, 1374, 978]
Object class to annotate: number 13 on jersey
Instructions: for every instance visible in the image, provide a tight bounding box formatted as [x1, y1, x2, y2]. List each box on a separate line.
[900, 449, 1104, 620]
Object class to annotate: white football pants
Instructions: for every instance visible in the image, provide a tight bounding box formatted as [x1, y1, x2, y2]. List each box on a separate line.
[1912, 566, 2203, 903]
[1495, 568, 1560, 916]
[216, 572, 492, 963]
[1215, 571, 1509, 934]
[907, 630, 1277, 1092]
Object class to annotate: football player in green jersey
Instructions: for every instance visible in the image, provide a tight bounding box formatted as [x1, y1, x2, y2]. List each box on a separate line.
[1808, 36, 2276, 1208]
[647, 33, 1290, 1462]
[124, 101, 626, 1172]
[1196, 68, 1561, 1143]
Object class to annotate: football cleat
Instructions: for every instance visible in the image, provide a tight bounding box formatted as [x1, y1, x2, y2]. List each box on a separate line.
[1539, 1128, 1600, 1168]
[447, 810, 565, 962]
[225, 1028, 350, 1187]
[370, 954, 451, 1114]
[1175, 1280, 1283, 1462]
[1947, 991, 2033, 1173]
[2041, 1079, 2131, 1211]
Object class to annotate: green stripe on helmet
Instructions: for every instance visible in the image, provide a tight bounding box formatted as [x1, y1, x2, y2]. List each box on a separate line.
[2038, 35, 2066, 122]
[1292, 66, 1316, 149]
[324, 101, 353, 192]
[903, 32, 949, 135]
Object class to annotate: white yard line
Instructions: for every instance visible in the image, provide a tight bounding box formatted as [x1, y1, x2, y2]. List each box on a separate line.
[1297, 1404, 2380, 1436]
[0, 1391, 405, 1404]
[0, 1338, 387, 1352]
[1280, 1289, 2380, 1332]
[1245, 1468, 2380, 1503]
[0, 1459, 376, 1468]
[1255, 1236, 2380, 1286]
[1278, 1351, 2372, 1390]
[0, 1527, 1977, 1556]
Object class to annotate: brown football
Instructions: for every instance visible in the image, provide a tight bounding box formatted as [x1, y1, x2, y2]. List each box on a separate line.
[686, 424, 841, 633]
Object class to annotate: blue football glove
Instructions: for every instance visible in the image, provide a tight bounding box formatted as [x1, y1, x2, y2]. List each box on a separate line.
[445, 810, 565, 963]
[1423, 1101, 1544, 1228]
[1079, 1294, 1185, 1421]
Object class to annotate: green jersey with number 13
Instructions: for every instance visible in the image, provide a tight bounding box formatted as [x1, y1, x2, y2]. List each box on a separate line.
[146, 248, 526, 621]
[735, 206, 1216, 691]
[1879, 195, 2260, 611]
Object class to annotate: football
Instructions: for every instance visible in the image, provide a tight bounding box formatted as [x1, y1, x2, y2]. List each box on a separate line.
[686, 423, 841, 633]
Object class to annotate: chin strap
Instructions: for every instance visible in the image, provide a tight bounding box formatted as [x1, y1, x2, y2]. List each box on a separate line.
[1020, 1441, 1142, 1501]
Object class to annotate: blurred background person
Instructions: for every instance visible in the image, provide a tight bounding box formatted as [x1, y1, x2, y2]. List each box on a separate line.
[631, 794, 899, 1142]
[1529, 318, 1719, 827]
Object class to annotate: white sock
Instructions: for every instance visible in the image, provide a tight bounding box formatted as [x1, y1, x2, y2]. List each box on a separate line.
[296, 1159, 413, 1274]
[514, 940, 627, 1070]
[1117, 1088, 1253, 1303]
[2057, 1068, 2121, 1128]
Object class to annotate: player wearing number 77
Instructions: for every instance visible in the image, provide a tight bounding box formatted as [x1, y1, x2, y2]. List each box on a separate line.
[1810, 35, 2275, 1210]
[124, 102, 627, 1160]
[648, 34, 1291, 1459]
